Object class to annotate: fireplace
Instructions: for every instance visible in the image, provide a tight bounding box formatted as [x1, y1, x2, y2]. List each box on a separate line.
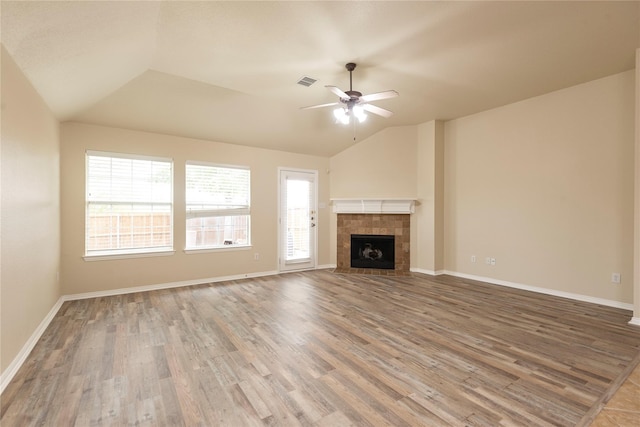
[335, 213, 410, 273]
[351, 234, 395, 269]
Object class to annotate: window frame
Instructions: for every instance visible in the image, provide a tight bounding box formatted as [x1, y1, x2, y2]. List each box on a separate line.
[185, 161, 251, 252]
[84, 150, 174, 260]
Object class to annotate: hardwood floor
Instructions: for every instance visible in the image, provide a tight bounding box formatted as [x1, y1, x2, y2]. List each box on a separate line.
[2, 270, 639, 426]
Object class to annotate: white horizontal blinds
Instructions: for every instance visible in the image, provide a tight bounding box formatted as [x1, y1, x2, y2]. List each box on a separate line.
[186, 163, 250, 217]
[185, 162, 250, 248]
[86, 151, 173, 254]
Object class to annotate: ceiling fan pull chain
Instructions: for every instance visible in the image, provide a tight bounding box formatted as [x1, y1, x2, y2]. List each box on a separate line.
[353, 119, 357, 141]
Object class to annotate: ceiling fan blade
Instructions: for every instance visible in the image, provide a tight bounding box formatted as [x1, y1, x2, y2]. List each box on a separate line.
[359, 90, 399, 103]
[300, 102, 340, 110]
[362, 103, 394, 118]
[325, 85, 350, 99]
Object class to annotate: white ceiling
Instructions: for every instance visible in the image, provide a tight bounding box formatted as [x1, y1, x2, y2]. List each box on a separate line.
[2, 1, 639, 157]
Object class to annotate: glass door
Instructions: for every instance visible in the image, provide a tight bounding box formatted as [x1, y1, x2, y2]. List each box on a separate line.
[279, 169, 317, 272]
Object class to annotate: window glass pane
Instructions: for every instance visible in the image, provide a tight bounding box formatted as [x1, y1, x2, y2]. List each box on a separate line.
[186, 215, 249, 248]
[285, 179, 311, 260]
[86, 152, 173, 255]
[87, 204, 172, 252]
[186, 163, 250, 249]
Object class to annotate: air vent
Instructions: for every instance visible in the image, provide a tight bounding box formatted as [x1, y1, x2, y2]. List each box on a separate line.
[297, 76, 317, 87]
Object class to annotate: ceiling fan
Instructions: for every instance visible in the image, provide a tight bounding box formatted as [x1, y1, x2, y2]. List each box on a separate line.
[301, 63, 398, 124]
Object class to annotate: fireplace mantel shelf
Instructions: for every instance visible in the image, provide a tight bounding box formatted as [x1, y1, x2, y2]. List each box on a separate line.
[331, 198, 415, 214]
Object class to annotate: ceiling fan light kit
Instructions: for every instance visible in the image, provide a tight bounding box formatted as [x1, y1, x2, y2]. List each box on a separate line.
[301, 62, 398, 126]
[352, 105, 367, 123]
[332, 105, 367, 125]
[333, 108, 350, 124]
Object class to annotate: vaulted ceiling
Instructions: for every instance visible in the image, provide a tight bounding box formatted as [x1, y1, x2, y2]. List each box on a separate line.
[2, 1, 639, 156]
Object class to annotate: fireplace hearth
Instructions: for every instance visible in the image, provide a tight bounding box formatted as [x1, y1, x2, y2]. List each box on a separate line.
[351, 234, 395, 269]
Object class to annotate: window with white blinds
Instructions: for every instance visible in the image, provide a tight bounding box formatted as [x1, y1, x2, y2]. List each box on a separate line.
[185, 162, 250, 249]
[85, 151, 173, 256]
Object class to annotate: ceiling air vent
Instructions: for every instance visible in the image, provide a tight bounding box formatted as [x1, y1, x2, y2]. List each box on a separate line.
[297, 76, 317, 87]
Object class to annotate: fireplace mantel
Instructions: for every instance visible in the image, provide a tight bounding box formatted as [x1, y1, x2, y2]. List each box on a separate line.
[331, 198, 415, 214]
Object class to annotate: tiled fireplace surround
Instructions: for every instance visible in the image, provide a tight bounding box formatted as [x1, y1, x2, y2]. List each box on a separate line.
[336, 213, 411, 274]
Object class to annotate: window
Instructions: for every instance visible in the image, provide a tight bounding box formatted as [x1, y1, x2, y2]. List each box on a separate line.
[86, 151, 173, 257]
[186, 162, 250, 250]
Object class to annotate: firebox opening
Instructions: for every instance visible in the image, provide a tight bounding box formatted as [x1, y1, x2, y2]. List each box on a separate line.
[351, 234, 395, 269]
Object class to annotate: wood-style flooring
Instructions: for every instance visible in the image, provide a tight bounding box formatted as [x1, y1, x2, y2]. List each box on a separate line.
[2, 270, 639, 426]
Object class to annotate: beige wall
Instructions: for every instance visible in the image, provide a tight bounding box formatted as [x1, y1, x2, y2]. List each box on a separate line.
[1, 46, 61, 374]
[329, 126, 418, 199]
[413, 121, 445, 273]
[60, 123, 330, 295]
[444, 70, 636, 303]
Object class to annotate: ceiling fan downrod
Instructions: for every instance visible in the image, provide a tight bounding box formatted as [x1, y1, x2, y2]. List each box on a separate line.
[344, 63, 361, 99]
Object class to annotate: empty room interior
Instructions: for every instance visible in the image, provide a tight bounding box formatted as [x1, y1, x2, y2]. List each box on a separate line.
[2, 1, 640, 426]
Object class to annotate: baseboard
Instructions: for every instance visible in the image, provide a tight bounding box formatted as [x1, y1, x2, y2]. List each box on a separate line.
[629, 317, 640, 327]
[441, 270, 634, 311]
[317, 263, 336, 270]
[401, 268, 633, 311]
[0, 296, 65, 394]
[63, 270, 280, 301]
[63, 266, 341, 301]
[410, 268, 446, 276]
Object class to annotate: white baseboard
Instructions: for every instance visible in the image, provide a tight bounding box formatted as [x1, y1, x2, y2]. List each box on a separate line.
[63, 270, 280, 301]
[64, 266, 341, 302]
[0, 296, 65, 394]
[380, 267, 634, 312]
[410, 268, 446, 276]
[317, 263, 336, 270]
[411, 267, 435, 275]
[440, 270, 634, 311]
[629, 317, 640, 327]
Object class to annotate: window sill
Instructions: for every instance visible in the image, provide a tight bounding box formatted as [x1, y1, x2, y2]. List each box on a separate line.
[84, 249, 176, 261]
[184, 245, 251, 255]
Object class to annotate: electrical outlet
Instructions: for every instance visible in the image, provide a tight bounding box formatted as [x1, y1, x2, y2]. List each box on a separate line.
[490, 258, 496, 266]
[612, 273, 621, 284]
[471, 255, 476, 263]
[485, 257, 491, 265]
[254, 253, 260, 261]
